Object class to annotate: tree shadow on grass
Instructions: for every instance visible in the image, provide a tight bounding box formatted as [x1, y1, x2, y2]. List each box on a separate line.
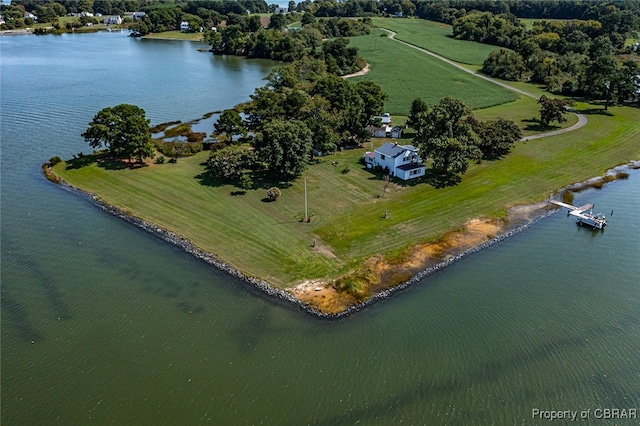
[573, 106, 615, 116]
[64, 154, 99, 170]
[423, 169, 461, 188]
[195, 169, 226, 188]
[196, 167, 294, 192]
[64, 153, 144, 170]
[521, 118, 561, 132]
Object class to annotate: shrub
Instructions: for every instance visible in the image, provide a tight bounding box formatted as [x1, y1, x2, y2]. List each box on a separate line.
[186, 132, 206, 143]
[156, 156, 165, 164]
[341, 165, 350, 174]
[153, 140, 202, 157]
[239, 173, 253, 190]
[49, 156, 63, 166]
[266, 186, 281, 201]
[561, 190, 574, 204]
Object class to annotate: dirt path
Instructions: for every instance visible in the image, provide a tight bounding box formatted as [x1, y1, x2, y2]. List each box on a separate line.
[380, 28, 588, 139]
[341, 63, 371, 79]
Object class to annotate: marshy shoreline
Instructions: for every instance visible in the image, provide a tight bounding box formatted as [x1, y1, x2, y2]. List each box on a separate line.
[51, 161, 638, 319]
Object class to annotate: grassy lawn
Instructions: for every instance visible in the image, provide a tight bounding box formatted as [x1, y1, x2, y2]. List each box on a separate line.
[370, 17, 500, 65]
[52, 17, 640, 291]
[473, 96, 578, 137]
[143, 31, 205, 41]
[348, 28, 518, 114]
[55, 104, 640, 289]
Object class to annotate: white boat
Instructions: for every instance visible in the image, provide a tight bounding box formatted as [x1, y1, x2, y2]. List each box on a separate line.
[550, 201, 607, 229]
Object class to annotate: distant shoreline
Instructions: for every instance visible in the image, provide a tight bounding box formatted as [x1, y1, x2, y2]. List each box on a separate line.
[0, 28, 33, 36]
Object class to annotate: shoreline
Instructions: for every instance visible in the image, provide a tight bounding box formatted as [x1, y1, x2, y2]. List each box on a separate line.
[50, 161, 637, 319]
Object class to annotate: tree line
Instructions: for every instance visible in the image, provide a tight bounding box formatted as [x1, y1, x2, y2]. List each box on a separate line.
[205, 16, 370, 64]
[206, 53, 386, 182]
[461, 10, 640, 104]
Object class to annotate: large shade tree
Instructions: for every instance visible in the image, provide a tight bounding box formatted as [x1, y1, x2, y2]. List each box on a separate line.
[82, 104, 154, 163]
[214, 109, 246, 141]
[413, 97, 481, 180]
[252, 119, 313, 180]
[537, 95, 575, 126]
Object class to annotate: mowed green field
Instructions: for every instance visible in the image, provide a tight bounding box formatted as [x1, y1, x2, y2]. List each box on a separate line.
[55, 104, 640, 288]
[348, 28, 518, 114]
[143, 31, 204, 41]
[370, 17, 500, 65]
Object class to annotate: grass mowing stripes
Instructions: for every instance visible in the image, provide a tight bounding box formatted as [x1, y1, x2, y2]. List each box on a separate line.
[55, 104, 640, 288]
[348, 29, 517, 114]
[370, 17, 500, 65]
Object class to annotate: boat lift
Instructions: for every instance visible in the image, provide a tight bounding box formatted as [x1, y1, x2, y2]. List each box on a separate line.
[550, 200, 607, 229]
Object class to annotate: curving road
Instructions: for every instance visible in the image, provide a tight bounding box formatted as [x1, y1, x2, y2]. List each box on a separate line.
[380, 28, 588, 140]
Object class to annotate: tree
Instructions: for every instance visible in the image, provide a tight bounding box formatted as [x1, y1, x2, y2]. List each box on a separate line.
[406, 98, 428, 132]
[354, 80, 388, 125]
[413, 97, 481, 179]
[301, 11, 315, 26]
[468, 117, 523, 159]
[252, 119, 313, 180]
[214, 109, 245, 141]
[82, 104, 153, 163]
[269, 13, 286, 30]
[612, 60, 640, 104]
[206, 145, 252, 182]
[538, 95, 575, 126]
[481, 49, 524, 81]
[321, 38, 363, 76]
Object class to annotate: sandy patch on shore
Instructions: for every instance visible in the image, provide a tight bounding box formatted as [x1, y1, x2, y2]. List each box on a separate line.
[292, 216, 508, 313]
[289, 279, 356, 314]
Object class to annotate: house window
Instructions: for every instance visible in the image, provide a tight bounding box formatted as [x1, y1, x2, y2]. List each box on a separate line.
[380, 154, 386, 160]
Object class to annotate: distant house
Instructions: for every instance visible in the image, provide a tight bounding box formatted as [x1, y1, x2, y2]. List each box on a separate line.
[180, 21, 190, 31]
[274, 6, 288, 13]
[103, 15, 122, 25]
[366, 124, 403, 139]
[364, 142, 425, 180]
[366, 125, 387, 138]
[124, 11, 146, 20]
[390, 126, 403, 139]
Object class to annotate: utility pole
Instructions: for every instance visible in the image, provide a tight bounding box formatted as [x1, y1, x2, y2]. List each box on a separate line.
[304, 178, 308, 222]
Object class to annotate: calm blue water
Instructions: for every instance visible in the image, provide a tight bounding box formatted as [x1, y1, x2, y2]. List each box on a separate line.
[1, 32, 639, 425]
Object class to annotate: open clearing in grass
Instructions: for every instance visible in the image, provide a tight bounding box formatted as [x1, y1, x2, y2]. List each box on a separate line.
[473, 96, 578, 137]
[143, 31, 204, 41]
[55, 104, 640, 289]
[371, 17, 500, 65]
[348, 28, 517, 114]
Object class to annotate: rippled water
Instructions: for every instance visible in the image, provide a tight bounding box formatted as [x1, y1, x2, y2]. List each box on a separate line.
[1, 32, 639, 425]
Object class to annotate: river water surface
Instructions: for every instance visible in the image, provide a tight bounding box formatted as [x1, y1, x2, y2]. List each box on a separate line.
[1, 32, 639, 425]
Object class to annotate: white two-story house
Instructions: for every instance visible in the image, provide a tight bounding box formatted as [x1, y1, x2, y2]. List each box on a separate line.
[364, 142, 426, 180]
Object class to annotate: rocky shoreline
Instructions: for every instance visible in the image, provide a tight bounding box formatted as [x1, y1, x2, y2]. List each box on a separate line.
[52, 161, 638, 319]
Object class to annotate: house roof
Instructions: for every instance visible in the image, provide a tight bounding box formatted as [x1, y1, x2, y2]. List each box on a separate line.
[397, 163, 425, 171]
[376, 142, 417, 158]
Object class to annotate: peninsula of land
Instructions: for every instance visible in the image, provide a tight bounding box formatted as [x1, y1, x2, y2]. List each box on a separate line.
[46, 9, 640, 316]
